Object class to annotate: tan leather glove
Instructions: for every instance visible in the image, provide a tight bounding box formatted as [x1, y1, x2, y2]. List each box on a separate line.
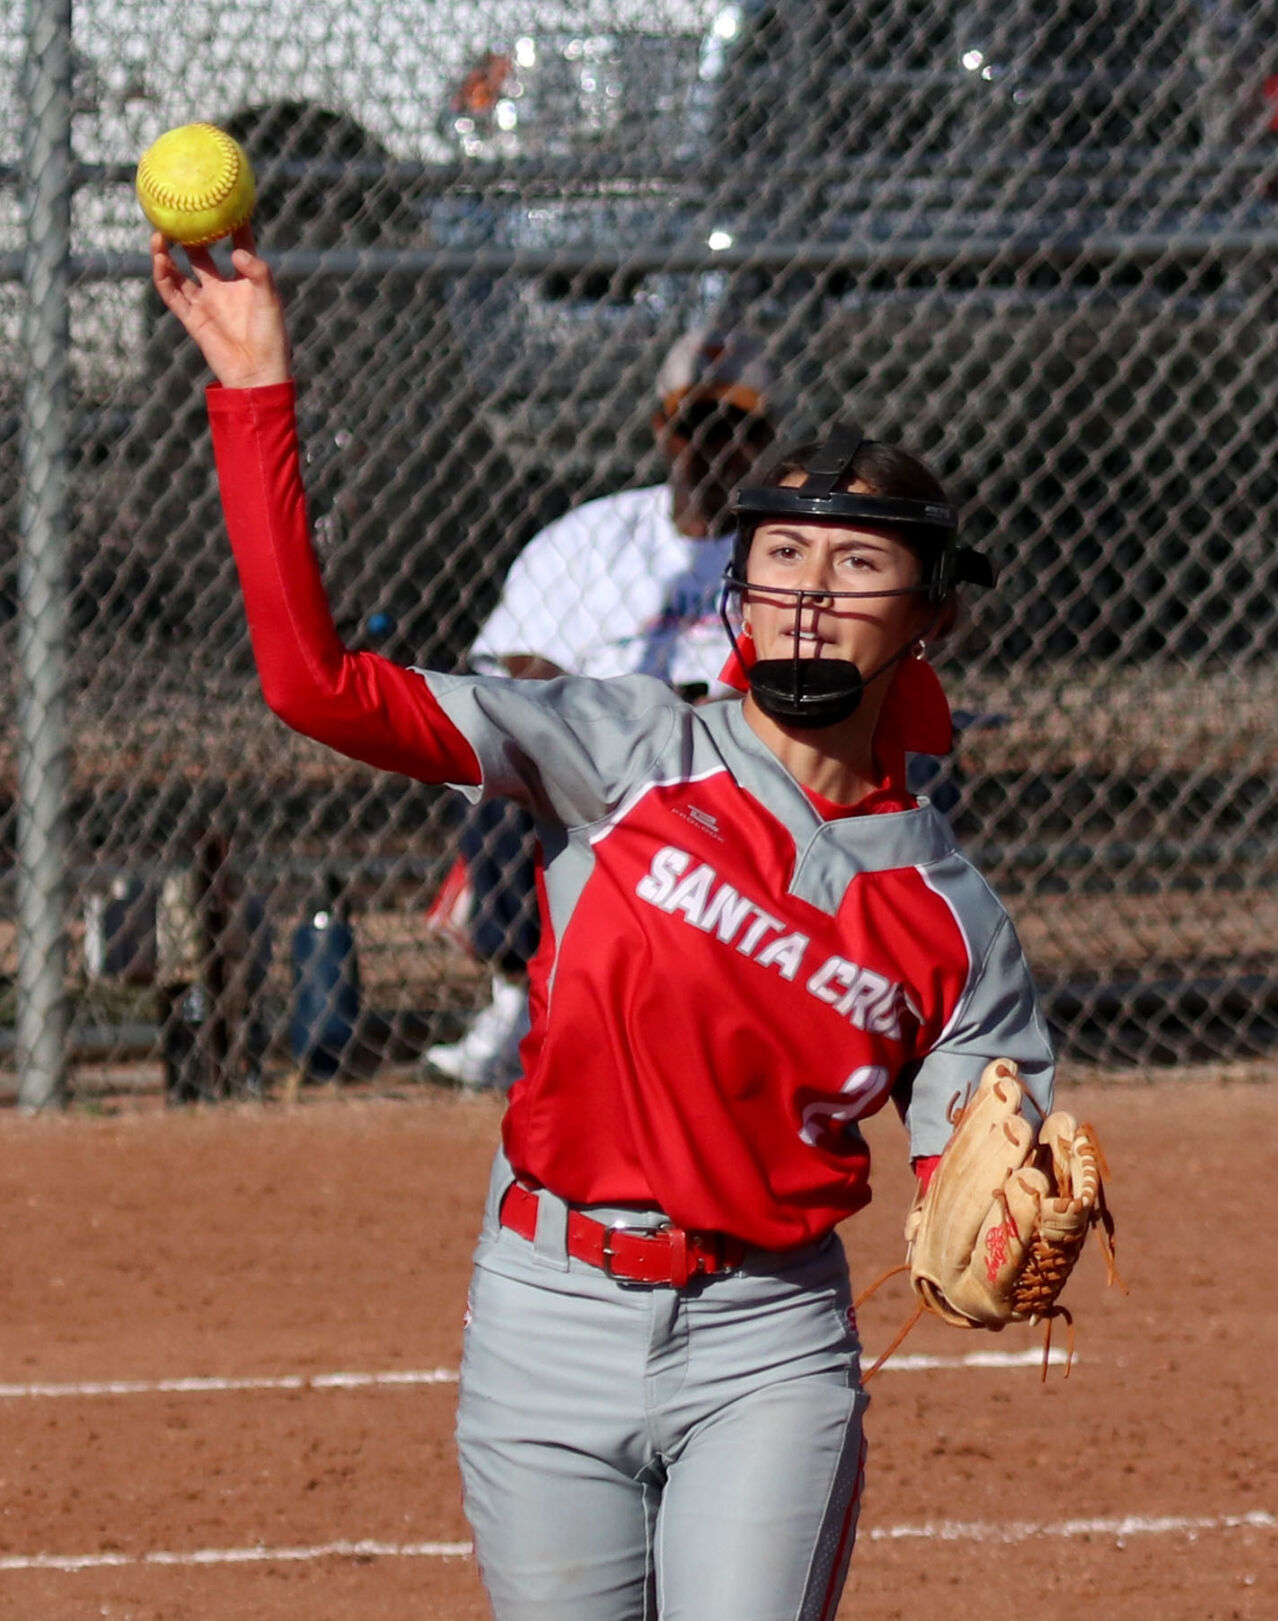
[905, 1059, 1117, 1335]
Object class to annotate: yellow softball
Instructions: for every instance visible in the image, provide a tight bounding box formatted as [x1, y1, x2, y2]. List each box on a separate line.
[135, 123, 256, 247]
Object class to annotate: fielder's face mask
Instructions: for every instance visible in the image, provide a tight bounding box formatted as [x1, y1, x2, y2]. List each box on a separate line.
[720, 421, 996, 730]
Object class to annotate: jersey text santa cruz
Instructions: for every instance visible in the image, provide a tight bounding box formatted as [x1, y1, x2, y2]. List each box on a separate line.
[426, 673, 1055, 1250]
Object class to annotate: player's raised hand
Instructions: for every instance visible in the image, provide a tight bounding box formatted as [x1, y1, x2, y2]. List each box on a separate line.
[150, 223, 291, 389]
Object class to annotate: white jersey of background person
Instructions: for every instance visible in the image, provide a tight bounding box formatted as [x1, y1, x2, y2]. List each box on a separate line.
[470, 483, 734, 691]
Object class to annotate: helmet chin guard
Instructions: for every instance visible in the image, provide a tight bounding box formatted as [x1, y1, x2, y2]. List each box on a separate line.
[746, 651, 866, 729]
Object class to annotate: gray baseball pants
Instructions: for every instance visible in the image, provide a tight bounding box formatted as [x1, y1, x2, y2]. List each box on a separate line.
[456, 1154, 868, 1621]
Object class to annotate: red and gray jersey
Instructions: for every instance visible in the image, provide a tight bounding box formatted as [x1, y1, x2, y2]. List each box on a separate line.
[427, 671, 1053, 1249]
[208, 381, 1054, 1253]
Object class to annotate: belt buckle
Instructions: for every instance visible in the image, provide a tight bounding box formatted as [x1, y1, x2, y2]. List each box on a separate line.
[600, 1216, 670, 1284]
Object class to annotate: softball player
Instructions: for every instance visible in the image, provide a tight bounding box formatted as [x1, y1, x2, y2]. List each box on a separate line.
[153, 229, 1054, 1621]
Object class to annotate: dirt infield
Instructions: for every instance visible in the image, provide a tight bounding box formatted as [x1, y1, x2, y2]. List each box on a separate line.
[0, 1074, 1273, 1620]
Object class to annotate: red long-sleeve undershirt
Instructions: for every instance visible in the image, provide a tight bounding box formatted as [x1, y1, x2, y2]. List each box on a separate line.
[207, 380, 481, 787]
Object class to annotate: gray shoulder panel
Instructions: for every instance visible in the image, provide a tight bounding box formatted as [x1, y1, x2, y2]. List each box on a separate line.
[898, 853, 1056, 1156]
[421, 670, 683, 827]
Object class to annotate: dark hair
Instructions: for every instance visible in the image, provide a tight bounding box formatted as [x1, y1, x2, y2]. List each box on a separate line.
[763, 436, 950, 516]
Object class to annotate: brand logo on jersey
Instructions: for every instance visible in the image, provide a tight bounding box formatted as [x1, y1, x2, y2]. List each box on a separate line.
[635, 844, 906, 1038]
[673, 804, 724, 842]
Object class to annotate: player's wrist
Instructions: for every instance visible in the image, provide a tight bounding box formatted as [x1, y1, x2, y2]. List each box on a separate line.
[205, 378, 296, 414]
[221, 363, 291, 389]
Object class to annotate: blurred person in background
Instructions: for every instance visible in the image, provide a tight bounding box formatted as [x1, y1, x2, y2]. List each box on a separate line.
[423, 329, 776, 1090]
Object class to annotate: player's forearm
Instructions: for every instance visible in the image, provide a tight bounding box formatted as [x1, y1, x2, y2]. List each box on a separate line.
[207, 381, 480, 786]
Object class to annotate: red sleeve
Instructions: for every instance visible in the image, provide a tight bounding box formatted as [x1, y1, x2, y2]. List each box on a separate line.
[912, 1154, 941, 1193]
[206, 382, 480, 786]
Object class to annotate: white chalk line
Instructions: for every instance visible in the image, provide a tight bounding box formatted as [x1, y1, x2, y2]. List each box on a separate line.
[868, 1510, 1277, 1545]
[0, 1541, 473, 1574]
[880, 1347, 1072, 1371]
[0, 1347, 1067, 1402]
[3, 1513, 1273, 1574]
[0, 1368, 459, 1399]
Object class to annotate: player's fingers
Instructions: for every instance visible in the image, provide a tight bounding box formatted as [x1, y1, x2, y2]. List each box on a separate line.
[184, 244, 222, 286]
[230, 220, 258, 259]
[149, 229, 179, 286]
[150, 233, 192, 311]
[230, 245, 274, 290]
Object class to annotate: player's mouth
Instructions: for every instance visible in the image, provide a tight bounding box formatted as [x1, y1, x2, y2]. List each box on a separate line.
[784, 629, 834, 657]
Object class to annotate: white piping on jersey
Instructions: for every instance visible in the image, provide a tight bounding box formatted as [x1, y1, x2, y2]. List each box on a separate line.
[915, 862, 979, 1049]
[585, 762, 732, 849]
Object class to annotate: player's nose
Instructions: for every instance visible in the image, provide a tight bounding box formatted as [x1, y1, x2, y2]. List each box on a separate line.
[796, 552, 837, 604]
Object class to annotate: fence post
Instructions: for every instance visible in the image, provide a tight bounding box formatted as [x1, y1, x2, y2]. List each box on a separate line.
[16, 0, 73, 1111]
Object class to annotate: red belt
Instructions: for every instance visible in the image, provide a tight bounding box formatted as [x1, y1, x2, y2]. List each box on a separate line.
[499, 1181, 749, 1288]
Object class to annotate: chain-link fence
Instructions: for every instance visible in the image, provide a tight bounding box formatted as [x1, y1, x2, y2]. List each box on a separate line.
[3, 0, 1276, 1104]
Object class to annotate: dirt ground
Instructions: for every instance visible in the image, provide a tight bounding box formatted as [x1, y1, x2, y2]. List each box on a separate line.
[0, 1073, 1273, 1620]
